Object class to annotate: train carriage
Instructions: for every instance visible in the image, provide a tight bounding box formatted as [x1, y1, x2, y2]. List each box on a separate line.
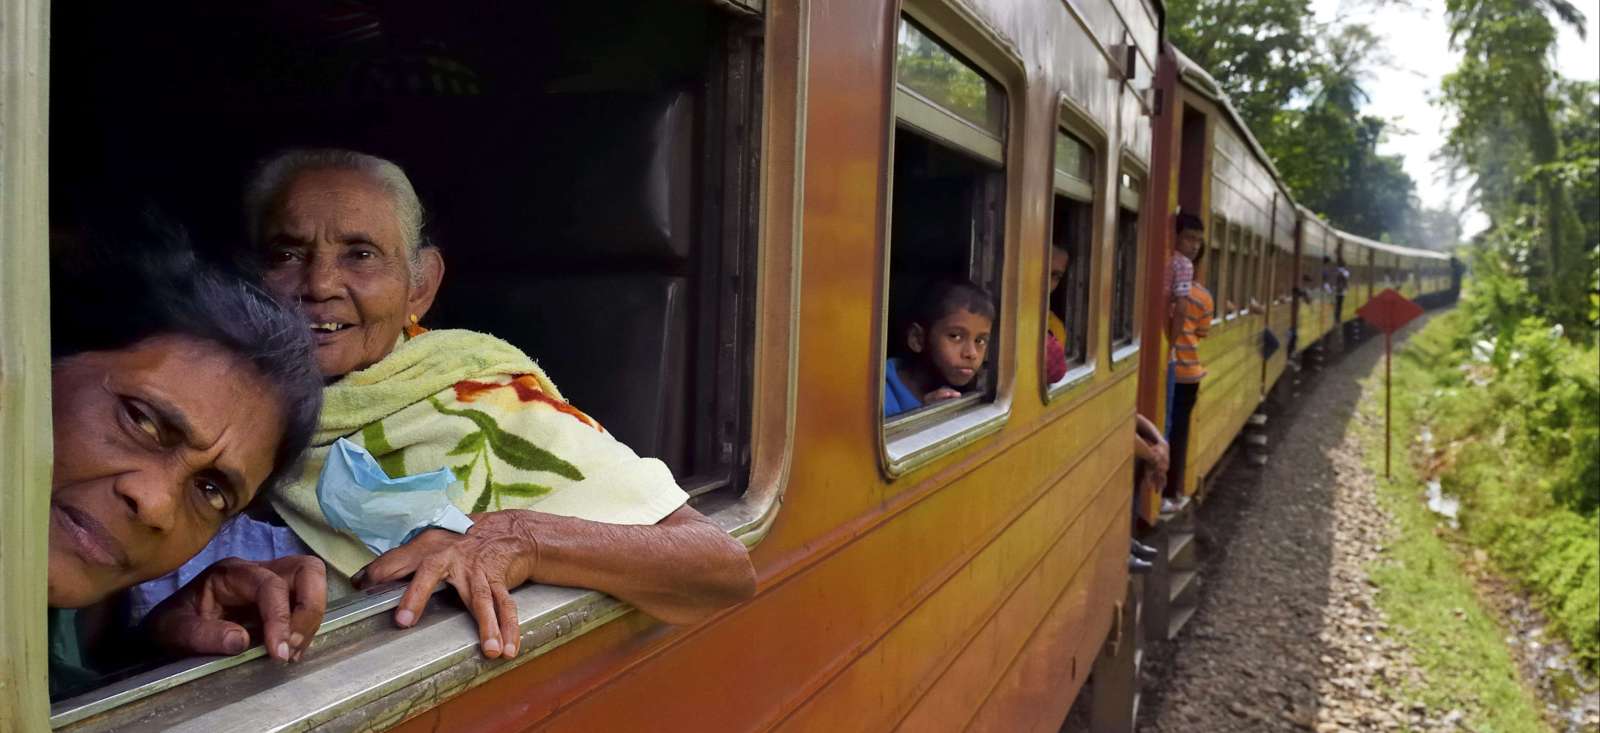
[0, 1, 1460, 731]
[1142, 51, 1291, 499]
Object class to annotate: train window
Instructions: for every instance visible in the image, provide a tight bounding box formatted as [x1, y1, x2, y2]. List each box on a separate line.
[49, 0, 765, 718]
[1234, 226, 1250, 316]
[882, 12, 1009, 452]
[1247, 232, 1263, 313]
[1205, 216, 1227, 323]
[1046, 128, 1096, 384]
[1109, 169, 1141, 360]
[1276, 246, 1295, 305]
[1222, 222, 1235, 316]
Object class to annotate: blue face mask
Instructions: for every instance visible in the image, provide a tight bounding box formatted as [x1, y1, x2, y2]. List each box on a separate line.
[316, 438, 474, 555]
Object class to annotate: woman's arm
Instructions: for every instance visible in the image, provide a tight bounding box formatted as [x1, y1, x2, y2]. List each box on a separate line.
[358, 504, 756, 658]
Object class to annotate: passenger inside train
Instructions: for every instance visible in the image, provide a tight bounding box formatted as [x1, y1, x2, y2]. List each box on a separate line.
[1045, 244, 1071, 383]
[131, 149, 757, 661]
[883, 279, 996, 418]
[51, 0, 766, 699]
[47, 233, 326, 700]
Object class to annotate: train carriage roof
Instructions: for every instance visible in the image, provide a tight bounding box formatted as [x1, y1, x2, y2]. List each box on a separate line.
[1336, 231, 1451, 261]
[1173, 48, 1447, 263]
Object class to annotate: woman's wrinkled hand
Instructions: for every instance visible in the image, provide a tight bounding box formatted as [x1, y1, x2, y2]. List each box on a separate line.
[355, 510, 538, 659]
[144, 555, 326, 662]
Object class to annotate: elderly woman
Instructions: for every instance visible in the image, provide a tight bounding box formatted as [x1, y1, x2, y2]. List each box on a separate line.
[49, 239, 326, 698]
[245, 149, 756, 659]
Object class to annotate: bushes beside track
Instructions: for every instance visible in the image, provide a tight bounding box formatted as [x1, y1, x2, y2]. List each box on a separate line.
[1390, 282, 1600, 673]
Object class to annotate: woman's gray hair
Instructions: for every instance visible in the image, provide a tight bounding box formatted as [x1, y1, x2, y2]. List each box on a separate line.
[244, 149, 427, 269]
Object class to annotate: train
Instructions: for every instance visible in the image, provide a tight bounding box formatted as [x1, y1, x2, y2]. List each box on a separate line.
[0, 0, 1459, 731]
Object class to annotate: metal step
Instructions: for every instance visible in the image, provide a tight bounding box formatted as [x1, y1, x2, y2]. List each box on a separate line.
[1166, 603, 1200, 641]
[1167, 569, 1199, 604]
[1171, 528, 1196, 563]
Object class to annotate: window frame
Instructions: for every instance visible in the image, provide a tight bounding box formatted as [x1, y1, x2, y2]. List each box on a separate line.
[878, 0, 1025, 478]
[1206, 214, 1227, 325]
[35, 2, 805, 729]
[1226, 223, 1245, 320]
[1107, 153, 1145, 368]
[1040, 101, 1107, 402]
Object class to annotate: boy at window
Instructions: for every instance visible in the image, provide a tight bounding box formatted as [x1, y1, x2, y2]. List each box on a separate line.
[884, 280, 994, 418]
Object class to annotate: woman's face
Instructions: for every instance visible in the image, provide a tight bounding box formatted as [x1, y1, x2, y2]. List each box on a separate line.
[260, 168, 435, 378]
[48, 335, 285, 608]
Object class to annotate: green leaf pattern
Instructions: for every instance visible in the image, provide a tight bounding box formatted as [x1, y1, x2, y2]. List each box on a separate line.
[427, 396, 572, 512]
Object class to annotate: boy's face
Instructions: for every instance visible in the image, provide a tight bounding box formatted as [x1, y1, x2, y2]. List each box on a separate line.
[1048, 248, 1070, 294]
[910, 307, 992, 388]
[1177, 229, 1204, 259]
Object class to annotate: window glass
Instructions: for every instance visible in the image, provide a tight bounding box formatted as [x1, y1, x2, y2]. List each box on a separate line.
[895, 19, 1005, 137]
[1205, 216, 1226, 310]
[1055, 133, 1093, 184]
[1109, 173, 1140, 351]
[1242, 232, 1256, 312]
[1046, 127, 1095, 378]
[885, 15, 1005, 424]
[1253, 233, 1266, 309]
[1229, 225, 1246, 316]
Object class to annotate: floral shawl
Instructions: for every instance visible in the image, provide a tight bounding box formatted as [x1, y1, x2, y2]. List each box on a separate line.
[270, 329, 687, 579]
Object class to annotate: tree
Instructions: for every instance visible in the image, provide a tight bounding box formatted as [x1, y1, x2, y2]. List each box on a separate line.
[1165, 0, 1319, 138]
[1442, 0, 1594, 331]
[1167, 3, 1428, 244]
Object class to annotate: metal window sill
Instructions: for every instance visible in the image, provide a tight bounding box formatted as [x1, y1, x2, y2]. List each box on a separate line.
[53, 491, 773, 733]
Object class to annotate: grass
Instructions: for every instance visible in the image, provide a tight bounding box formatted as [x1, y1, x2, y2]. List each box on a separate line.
[1348, 318, 1550, 733]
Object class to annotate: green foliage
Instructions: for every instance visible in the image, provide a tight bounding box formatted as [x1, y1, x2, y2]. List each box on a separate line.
[1390, 297, 1600, 672]
[1166, 1, 1426, 244]
[1356, 345, 1549, 731]
[1166, 0, 1318, 136]
[895, 20, 995, 129]
[1442, 0, 1597, 333]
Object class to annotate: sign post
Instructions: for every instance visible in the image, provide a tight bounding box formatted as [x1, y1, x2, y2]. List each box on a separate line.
[1358, 289, 1425, 478]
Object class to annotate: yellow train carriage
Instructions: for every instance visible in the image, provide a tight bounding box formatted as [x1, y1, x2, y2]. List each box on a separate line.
[3, 0, 1171, 730]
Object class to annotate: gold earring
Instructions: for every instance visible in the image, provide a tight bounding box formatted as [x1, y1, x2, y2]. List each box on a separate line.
[404, 313, 427, 338]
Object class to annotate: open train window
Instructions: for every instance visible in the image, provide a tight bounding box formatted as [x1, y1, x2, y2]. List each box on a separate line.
[1228, 224, 1246, 318]
[881, 11, 1009, 460]
[1276, 246, 1295, 305]
[48, 0, 764, 722]
[1204, 216, 1226, 323]
[1044, 126, 1097, 389]
[1255, 233, 1269, 310]
[1109, 167, 1142, 361]
[1242, 231, 1257, 313]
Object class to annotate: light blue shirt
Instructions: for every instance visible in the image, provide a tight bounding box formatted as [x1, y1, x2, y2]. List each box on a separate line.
[127, 514, 310, 622]
[884, 357, 922, 418]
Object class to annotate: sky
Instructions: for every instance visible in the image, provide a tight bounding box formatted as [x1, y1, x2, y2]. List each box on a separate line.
[1309, 0, 1600, 237]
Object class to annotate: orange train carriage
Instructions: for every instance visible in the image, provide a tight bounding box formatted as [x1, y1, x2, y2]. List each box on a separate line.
[0, 0, 1457, 731]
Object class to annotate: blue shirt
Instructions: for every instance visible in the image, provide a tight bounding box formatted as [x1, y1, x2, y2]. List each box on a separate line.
[884, 357, 922, 418]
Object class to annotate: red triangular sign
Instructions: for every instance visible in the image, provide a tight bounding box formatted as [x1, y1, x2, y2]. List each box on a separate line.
[1358, 288, 1424, 334]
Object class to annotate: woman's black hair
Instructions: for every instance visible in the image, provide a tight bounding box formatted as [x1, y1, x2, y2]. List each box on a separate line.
[1175, 212, 1204, 234]
[51, 217, 322, 499]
